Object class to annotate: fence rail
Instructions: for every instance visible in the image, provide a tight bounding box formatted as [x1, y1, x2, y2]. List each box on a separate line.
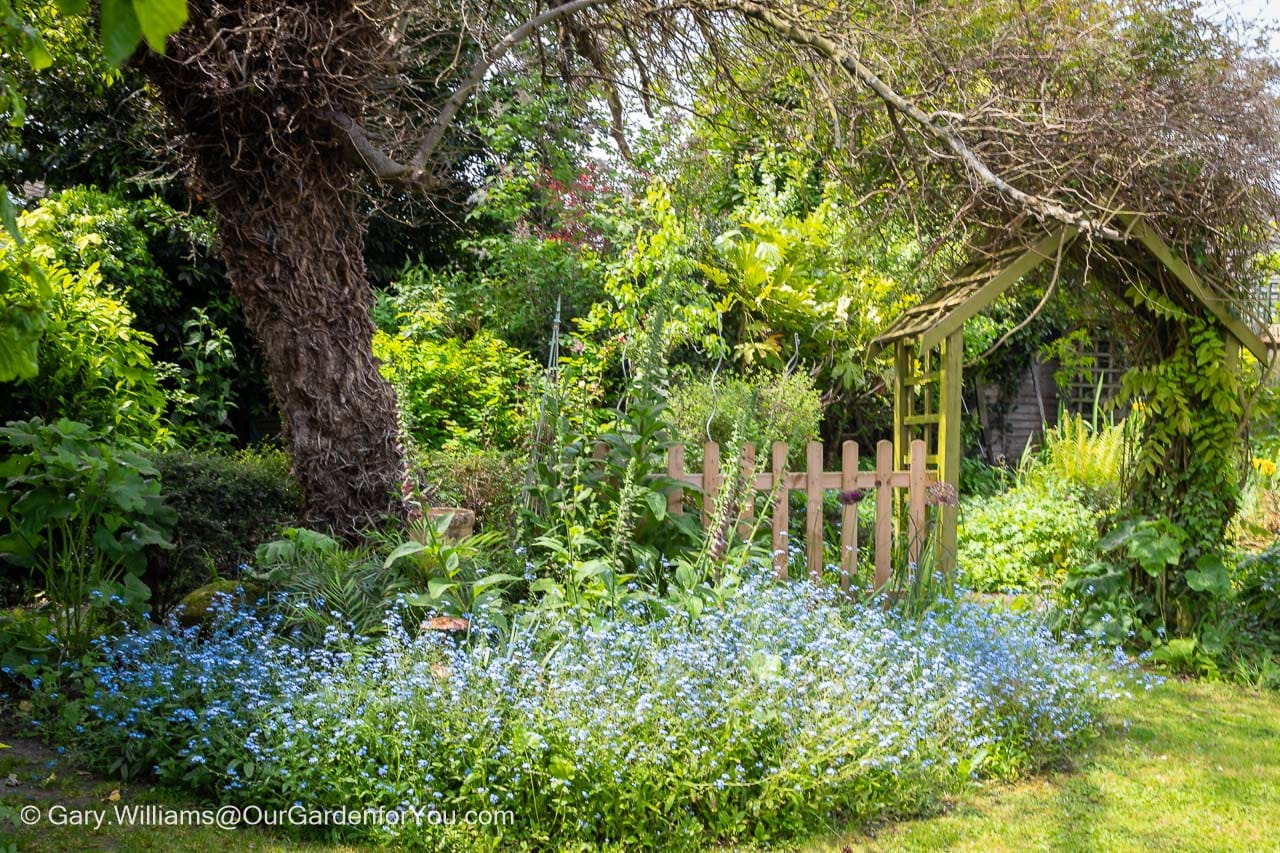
[664, 439, 936, 589]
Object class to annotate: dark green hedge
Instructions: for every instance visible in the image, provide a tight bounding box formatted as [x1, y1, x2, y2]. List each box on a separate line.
[146, 448, 300, 614]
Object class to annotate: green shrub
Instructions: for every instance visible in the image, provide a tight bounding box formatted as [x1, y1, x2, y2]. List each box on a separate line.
[0, 418, 174, 648]
[146, 448, 300, 615]
[0, 606, 59, 682]
[380, 517, 515, 633]
[524, 391, 718, 605]
[165, 307, 239, 449]
[1, 260, 170, 441]
[4, 188, 245, 449]
[420, 447, 521, 532]
[959, 456, 1012, 499]
[247, 528, 409, 644]
[958, 486, 1100, 592]
[19, 186, 219, 339]
[1235, 544, 1280, 639]
[373, 329, 539, 451]
[375, 246, 605, 356]
[666, 368, 821, 466]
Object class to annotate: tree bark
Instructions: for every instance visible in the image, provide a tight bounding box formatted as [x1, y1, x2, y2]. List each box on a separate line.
[139, 0, 409, 535]
[209, 159, 408, 535]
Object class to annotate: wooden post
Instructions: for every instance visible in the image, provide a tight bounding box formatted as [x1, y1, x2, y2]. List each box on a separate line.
[592, 441, 607, 460]
[894, 340, 911, 470]
[771, 441, 788, 579]
[874, 439, 893, 589]
[806, 440, 823, 584]
[737, 442, 756, 538]
[839, 440, 858, 592]
[666, 443, 684, 516]
[937, 330, 963, 574]
[908, 439, 927, 567]
[922, 350, 934, 465]
[702, 441, 719, 529]
[1225, 334, 1243, 411]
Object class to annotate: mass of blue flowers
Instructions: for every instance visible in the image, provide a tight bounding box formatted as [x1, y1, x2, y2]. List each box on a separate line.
[37, 573, 1149, 849]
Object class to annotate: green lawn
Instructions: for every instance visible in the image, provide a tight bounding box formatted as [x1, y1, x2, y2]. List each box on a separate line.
[821, 680, 1280, 852]
[3, 680, 1278, 851]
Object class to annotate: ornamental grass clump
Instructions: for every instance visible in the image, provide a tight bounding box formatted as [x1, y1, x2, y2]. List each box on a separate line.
[38, 575, 1145, 850]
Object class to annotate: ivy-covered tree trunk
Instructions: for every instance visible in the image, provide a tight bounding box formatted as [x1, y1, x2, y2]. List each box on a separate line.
[140, 0, 408, 534]
[210, 164, 407, 534]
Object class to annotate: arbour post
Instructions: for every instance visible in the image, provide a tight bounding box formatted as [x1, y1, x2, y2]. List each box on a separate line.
[893, 340, 911, 470]
[937, 331, 963, 572]
[908, 439, 927, 567]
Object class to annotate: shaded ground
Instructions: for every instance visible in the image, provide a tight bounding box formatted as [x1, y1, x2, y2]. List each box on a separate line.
[0, 734, 361, 852]
[3, 680, 1278, 851]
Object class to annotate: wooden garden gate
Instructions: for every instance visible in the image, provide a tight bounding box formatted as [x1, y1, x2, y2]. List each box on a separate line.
[663, 439, 936, 590]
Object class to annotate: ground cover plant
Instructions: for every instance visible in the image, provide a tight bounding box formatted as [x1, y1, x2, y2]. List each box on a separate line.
[957, 487, 1100, 593]
[26, 573, 1142, 850]
[8, 679, 1280, 852]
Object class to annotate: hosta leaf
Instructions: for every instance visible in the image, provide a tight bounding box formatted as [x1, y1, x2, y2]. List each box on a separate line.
[383, 540, 426, 569]
[471, 573, 519, 593]
[1185, 556, 1230, 598]
[427, 577, 457, 599]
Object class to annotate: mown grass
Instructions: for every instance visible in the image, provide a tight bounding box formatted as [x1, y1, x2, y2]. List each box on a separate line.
[819, 679, 1280, 852]
[3, 679, 1278, 851]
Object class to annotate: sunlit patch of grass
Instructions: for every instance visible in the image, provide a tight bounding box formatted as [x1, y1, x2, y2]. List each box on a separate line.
[816, 679, 1280, 852]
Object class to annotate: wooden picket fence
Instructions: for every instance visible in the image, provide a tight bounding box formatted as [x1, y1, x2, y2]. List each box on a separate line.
[664, 438, 936, 590]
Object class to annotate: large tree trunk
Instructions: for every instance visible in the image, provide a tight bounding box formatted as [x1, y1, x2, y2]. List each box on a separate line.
[212, 160, 408, 535]
[140, 1, 409, 535]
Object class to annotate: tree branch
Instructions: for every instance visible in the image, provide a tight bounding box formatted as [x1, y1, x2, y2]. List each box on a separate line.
[327, 0, 618, 185]
[405, 0, 619, 181]
[329, 110, 411, 180]
[722, 0, 1123, 239]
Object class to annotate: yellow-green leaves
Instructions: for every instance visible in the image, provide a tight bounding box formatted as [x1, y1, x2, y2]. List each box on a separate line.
[53, 0, 88, 12]
[0, 210, 52, 382]
[0, 266, 50, 381]
[18, 25, 52, 70]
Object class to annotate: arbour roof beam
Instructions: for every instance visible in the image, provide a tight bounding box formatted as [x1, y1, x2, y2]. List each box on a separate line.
[1121, 214, 1270, 363]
